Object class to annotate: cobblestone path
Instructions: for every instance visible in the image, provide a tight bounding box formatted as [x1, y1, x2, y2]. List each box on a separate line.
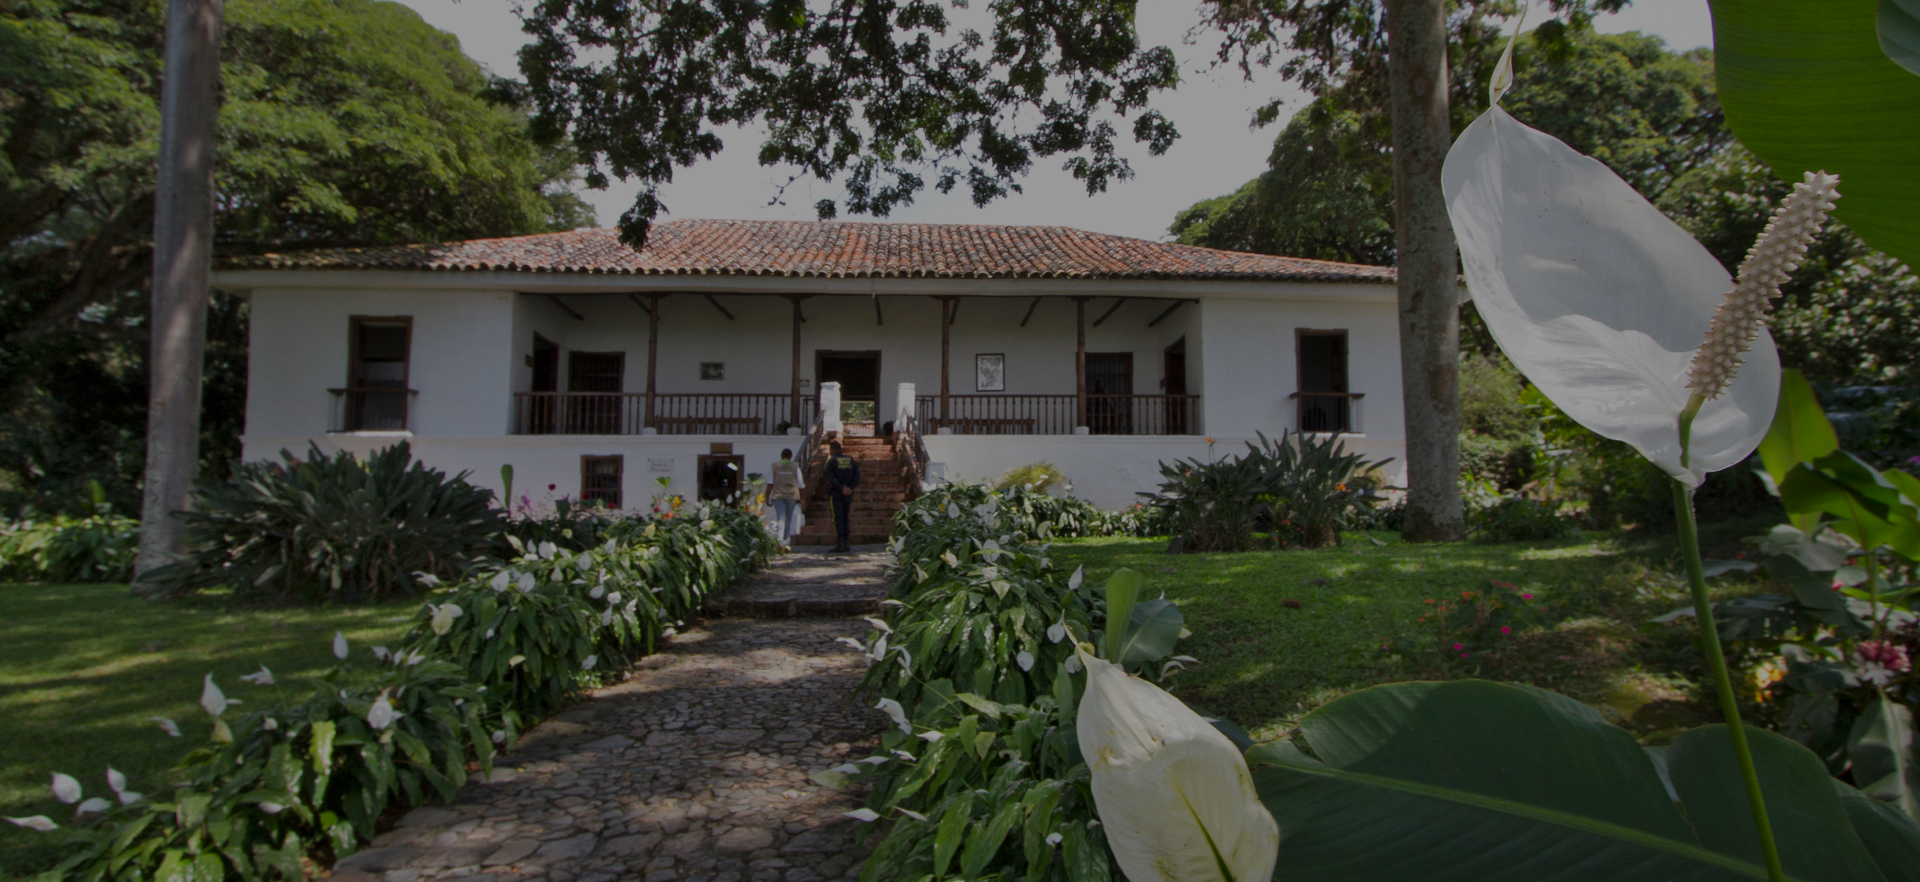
[333, 548, 891, 882]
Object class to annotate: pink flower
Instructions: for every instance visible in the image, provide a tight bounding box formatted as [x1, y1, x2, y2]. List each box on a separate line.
[1499, 626, 1511, 635]
[1452, 643, 1464, 651]
[1520, 593, 1534, 600]
[1459, 652, 1469, 658]
[1856, 641, 1911, 686]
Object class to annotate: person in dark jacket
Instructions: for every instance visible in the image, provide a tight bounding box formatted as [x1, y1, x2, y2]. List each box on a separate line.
[824, 440, 860, 552]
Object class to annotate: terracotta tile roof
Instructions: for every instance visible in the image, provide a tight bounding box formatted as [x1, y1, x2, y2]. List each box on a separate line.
[232, 220, 1394, 283]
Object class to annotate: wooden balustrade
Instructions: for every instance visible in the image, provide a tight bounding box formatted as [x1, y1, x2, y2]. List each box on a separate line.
[1289, 391, 1364, 434]
[912, 394, 1200, 435]
[511, 393, 815, 435]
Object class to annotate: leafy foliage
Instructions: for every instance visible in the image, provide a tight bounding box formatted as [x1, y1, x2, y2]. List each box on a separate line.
[993, 462, 1067, 495]
[21, 506, 775, 881]
[146, 443, 502, 603]
[1146, 431, 1388, 552]
[0, 0, 591, 513]
[0, 483, 138, 582]
[847, 484, 1193, 881]
[514, 0, 1179, 245]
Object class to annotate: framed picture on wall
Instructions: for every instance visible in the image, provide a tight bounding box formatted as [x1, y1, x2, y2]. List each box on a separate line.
[700, 362, 725, 381]
[976, 353, 1006, 392]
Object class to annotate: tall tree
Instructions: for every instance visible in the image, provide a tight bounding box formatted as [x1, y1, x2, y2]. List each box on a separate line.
[1193, 0, 1628, 541]
[1, 0, 591, 524]
[139, 0, 223, 586]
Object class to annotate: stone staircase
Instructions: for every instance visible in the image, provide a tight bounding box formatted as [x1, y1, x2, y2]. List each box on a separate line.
[793, 437, 910, 545]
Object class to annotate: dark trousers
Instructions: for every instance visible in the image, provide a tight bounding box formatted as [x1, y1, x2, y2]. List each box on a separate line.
[831, 487, 852, 544]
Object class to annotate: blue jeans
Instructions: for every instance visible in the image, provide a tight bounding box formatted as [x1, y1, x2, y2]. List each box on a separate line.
[770, 498, 799, 542]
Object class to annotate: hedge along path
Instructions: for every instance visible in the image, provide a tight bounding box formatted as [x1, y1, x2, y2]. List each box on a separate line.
[330, 548, 892, 882]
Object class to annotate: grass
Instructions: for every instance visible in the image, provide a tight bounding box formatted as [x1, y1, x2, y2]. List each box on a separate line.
[0, 583, 416, 877]
[1051, 516, 1778, 742]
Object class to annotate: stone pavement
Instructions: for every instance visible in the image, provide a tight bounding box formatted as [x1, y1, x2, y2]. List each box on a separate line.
[333, 548, 890, 882]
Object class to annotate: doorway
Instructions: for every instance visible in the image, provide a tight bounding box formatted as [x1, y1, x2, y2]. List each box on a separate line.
[567, 350, 624, 433]
[1162, 338, 1189, 434]
[1085, 352, 1133, 434]
[1295, 330, 1351, 432]
[527, 335, 559, 433]
[816, 350, 881, 432]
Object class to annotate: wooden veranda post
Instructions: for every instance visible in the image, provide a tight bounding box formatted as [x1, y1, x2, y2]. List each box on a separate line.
[1074, 297, 1088, 429]
[939, 297, 953, 423]
[645, 294, 660, 430]
[789, 296, 804, 428]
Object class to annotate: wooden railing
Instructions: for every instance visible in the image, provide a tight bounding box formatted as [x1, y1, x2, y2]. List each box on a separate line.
[329, 387, 417, 432]
[893, 416, 930, 497]
[912, 394, 1200, 435]
[1290, 392, 1364, 434]
[511, 393, 815, 435]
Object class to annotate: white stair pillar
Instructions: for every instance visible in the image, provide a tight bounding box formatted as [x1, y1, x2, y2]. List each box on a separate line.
[819, 381, 843, 435]
[896, 383, 916, 432]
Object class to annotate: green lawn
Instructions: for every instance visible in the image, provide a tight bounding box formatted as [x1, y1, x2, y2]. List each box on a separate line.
[0, 583, 416, 877]
[1052, 521, 1772, 742]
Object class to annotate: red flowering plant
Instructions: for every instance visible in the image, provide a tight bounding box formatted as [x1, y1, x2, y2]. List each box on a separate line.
[1405, 580, 1558, 670]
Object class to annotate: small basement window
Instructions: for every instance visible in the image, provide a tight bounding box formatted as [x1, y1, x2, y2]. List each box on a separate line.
[580, 455, 623, 509]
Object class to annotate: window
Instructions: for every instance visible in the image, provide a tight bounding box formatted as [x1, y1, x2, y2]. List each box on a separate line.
[581, 455, 623, 509]
[1294, 329, 1354, 432]
[343, 317, 412, 431]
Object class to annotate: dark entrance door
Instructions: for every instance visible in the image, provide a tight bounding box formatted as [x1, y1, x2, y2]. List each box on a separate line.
[528, 335, 559, 433]
[816, 350, 881, 430]
[1086, 352, 1133, 434]
[567, 351, 624, 433]
[697, 454, 746, 501]
[1162, 338, 1189, 434]
[1295, 330, 1350, 432]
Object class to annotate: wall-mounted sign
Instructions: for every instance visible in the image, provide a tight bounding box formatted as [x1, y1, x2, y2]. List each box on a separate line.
[648, 458, 674, 472]
[976, 353, 1006, 392]
[700, 362, 725, 381]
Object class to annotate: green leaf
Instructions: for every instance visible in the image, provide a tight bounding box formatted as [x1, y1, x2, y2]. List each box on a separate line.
[1102, 568, 1142, 662]
[1710, 0, 1920, 269]
[1836, 780, 1920, 881]
[960, 802, 1023, 878]
[1882, 0, 1920, 76]
[1759, 369, 1838, 533]
[933, 792, 973, 878]
[1116, 598, 1183, 666]
[1850, 698, 1920, 823]
[1249, 680, 1917, 880]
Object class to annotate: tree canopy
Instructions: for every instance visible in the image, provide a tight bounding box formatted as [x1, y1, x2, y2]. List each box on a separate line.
[513, 0, 1180, 245]
[1172, 20, 1919, 386]
[0, 0, 591, 512]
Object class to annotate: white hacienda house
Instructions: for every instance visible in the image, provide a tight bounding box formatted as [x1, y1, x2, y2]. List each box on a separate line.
[214, 220, 1403, 516]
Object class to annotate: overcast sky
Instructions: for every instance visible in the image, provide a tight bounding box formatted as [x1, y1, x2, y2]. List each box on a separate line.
[397, 0, 1714, 241]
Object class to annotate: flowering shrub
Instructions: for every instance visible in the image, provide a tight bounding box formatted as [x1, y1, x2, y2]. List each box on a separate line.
[1407, 580, 1557, 665]
[845, 486, 1196, 881]
[8, 506, 775, 881]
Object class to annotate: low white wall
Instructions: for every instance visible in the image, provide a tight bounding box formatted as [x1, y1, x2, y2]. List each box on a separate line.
[921, 434, 1407, 510]
[241, 434, 817, 514]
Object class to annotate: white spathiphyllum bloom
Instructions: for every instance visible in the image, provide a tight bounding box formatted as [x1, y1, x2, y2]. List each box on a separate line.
[1048, 621, 1068, 644]
[6, 816, 57, 832]
[1442, 106, 1807, 486]
[240, 665, 274, 686]
[75, 798, 111, 816]
[861, 616, 892, 634]
[430, 602, 464, 636]
[607, 591, 623, 605]
[1068, 566, 1084, 592]
[200, 675, 231, 717]
[258, 802, 286, 815]
[490, 571, 511, 592]
[151, 717, 181, 737]
[1076, 650, 1278, 882]
[332, 632, 349, 659]
[1046, 832, 1064, 846]
[590, 585, 606, 600]
[875, 698, 912, 735]
[516, 572, 536, 593]
[581, 654, 598, 671]
[835, 637, 865, 652]
[50, 773, 81, 804]
[1016, 650, 1035, 672]
[844, 808, 880, 822]
[367, 693, 398, 730]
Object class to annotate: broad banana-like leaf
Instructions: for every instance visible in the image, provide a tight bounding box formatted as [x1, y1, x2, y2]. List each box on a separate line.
[1249, 680, 1920, 881]
[1850, 698, 1920, 823]
[1882, 0, 1920, 76]
[1710, 0, 1920, 269]
[1778, 451, 1920, 557]
[1838, 779, 1920, 871]
[1117, 598, 1184, 666]
[1757, 369, 1838, 534]
[1102, 568, 1142, 662]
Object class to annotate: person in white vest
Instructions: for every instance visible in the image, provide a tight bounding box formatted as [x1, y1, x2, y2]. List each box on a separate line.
[767, 448, 805, 546]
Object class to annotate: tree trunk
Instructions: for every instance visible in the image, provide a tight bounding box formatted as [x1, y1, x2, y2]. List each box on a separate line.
[1385, 0, 1464, 541]
[133, 0, 224, 594]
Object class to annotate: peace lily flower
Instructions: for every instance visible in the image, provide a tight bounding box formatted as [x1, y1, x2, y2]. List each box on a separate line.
[332, 632, 349, 659]
[1076, 649, 1278, 882]
[490, 570, 512, 592]
[367, 693, 398, 730]
[5, 816, 56, 832]
[429, 602, 464, 636]
[151, 717, 181, 737]
[1443, 91, 1840, 485]
[200, 675, 232, 717]
[51, 773, 80, 805]
[240, 665, 274, 686]
[107, 767, 140, 805]
[581, 654, 598, 671]
[875, 698, 912, 735]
